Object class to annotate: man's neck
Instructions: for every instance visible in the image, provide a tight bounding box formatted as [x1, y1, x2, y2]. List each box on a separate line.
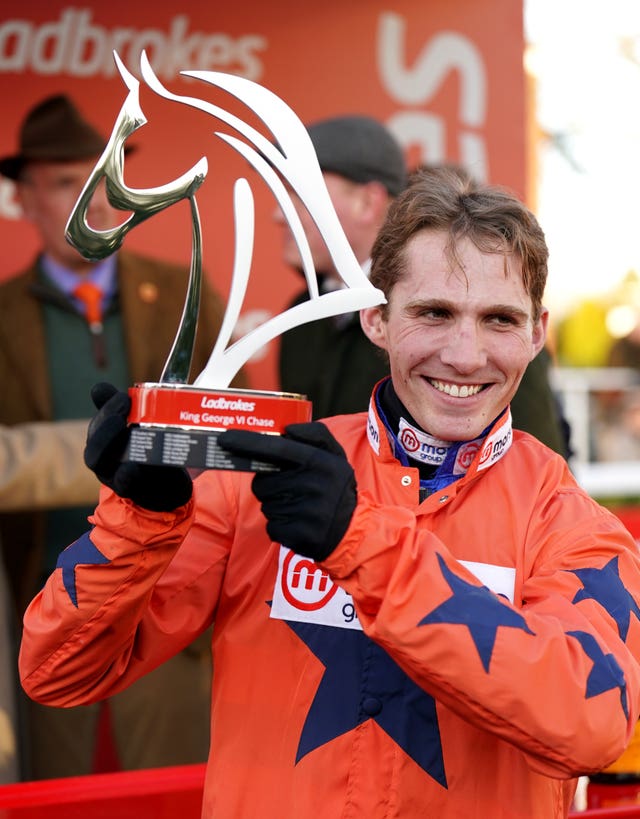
[40, 252, 118, 303]
[43, 252, 97, 277]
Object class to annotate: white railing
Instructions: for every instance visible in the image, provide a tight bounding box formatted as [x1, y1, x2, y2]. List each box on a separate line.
[572, 460, 640, 498]
[550, 367, 640, 498]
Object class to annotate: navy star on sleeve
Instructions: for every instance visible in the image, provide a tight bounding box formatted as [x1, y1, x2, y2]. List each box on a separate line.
[56, 529, 110, 607]
[567, 630, 629, 719]
[568, 556, 640, 641]
[418, 553, 534, 672]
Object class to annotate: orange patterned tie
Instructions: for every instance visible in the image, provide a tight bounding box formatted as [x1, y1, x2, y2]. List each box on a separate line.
[73, 280, 103, 331]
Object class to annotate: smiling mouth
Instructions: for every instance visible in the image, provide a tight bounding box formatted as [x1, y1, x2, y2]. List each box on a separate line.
[428, 379, 485, 398]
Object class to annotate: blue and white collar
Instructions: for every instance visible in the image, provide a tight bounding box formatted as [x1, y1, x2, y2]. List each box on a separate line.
[367, 381, 513, 495]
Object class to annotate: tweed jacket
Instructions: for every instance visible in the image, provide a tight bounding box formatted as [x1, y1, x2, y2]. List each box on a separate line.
[0, 249, 244, 612]
[0, 249, 242, 423]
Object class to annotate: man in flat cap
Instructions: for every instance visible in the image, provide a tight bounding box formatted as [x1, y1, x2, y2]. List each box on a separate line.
[0, 94, 245, 780]
[277, 114, 407, 419]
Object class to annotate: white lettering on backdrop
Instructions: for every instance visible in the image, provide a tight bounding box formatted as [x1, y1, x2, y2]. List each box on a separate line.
[0, 10, 266, 81]
[377, 11, 488, 179]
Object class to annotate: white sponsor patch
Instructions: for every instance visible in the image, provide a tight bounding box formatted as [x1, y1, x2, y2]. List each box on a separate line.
[476, 417, 513, 472]
[398, 418, 450, 465]
[366, 402, 381, 455]
[271, 546, 362, 630]
[460, 559, 516, 602]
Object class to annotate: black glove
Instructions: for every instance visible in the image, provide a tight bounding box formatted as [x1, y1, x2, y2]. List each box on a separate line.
[219, 422, 357, 561]
[84, 382, 192, 512]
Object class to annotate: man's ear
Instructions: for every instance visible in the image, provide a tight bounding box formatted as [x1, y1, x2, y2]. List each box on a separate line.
[358, 180, 390, 225]
[531, 307, 549, 360]
[360, 306, 389, 351]
[14, 183, 34, 222]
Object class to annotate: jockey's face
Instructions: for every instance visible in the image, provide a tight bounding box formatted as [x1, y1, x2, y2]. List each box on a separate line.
[361, 229, 547, 441]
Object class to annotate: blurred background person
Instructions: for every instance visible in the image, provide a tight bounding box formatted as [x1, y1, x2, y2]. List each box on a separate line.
[595, 391, 640, 462]
[277, 114, 406, 419]
[0, 419, 103, 783]
[608, 314, 640, 371]
[0, 93, 245, 780]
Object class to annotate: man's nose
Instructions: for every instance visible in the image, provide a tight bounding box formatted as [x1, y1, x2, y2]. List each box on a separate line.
[87, 180, 119, 225]
[439, 322, 488, 372]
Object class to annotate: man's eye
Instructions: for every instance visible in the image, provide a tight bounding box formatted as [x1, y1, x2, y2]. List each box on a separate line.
[488, 314, 516, 326]
[53, 179, 79, 192]
[423, 308, 449, 320]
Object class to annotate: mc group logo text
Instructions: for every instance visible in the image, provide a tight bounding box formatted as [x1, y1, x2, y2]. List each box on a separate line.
[270, 546, 362, 630]
[477, 426, 512, 471]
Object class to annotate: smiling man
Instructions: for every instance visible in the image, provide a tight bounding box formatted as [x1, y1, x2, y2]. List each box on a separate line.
[362, 229, 546, 443]
[19, 167, 640, 817]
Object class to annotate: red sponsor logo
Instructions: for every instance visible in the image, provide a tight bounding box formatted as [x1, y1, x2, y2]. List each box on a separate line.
[478, 440, 493, 465]
[400, 427, 420, 452]
[281, 550, 338, 611]
[456, 441, 481, 470]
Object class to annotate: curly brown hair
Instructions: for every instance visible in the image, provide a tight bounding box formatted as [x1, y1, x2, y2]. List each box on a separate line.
[370, 166, 548, 321]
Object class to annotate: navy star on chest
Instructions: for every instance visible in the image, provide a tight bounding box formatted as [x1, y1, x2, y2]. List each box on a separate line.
[56, 529, 110, 607]
[419, 553, 534, 672]
[568, 556, 640, 641]
[286, 618, 447, 788]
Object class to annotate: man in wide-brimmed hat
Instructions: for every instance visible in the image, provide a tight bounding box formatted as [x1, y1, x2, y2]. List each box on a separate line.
[0, 93, 243, 781]
[0, 94, 109, 180]
[0, 95, 123, 274]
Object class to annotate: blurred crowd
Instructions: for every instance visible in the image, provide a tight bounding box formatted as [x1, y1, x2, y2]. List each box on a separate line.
[553, 269, 640, 463]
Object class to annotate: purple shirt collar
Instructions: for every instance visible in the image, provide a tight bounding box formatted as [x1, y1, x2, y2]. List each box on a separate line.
[40, 253, 117, 316]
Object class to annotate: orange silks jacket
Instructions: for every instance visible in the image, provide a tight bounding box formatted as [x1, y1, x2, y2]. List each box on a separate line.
[19, 395, 640, 819]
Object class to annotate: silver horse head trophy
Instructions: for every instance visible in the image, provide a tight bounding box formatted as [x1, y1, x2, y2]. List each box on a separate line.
[66, 51, 386, 391]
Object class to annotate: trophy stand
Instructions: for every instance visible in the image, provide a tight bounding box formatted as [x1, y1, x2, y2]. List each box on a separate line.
[66, 49, 385, 472]
[125, 384, 311, 472]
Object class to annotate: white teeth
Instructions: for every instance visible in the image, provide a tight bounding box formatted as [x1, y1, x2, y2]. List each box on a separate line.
[430, 380, 483, 397]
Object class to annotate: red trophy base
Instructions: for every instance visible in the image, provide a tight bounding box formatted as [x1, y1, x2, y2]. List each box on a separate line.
[124, 383, 312, 472]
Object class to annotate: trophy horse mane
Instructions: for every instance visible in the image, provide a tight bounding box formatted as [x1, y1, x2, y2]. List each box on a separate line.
[65, 50, 386, 390]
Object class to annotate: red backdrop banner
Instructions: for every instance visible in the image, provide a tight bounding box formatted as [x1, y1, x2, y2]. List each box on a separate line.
[0, 1, 525, 390]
